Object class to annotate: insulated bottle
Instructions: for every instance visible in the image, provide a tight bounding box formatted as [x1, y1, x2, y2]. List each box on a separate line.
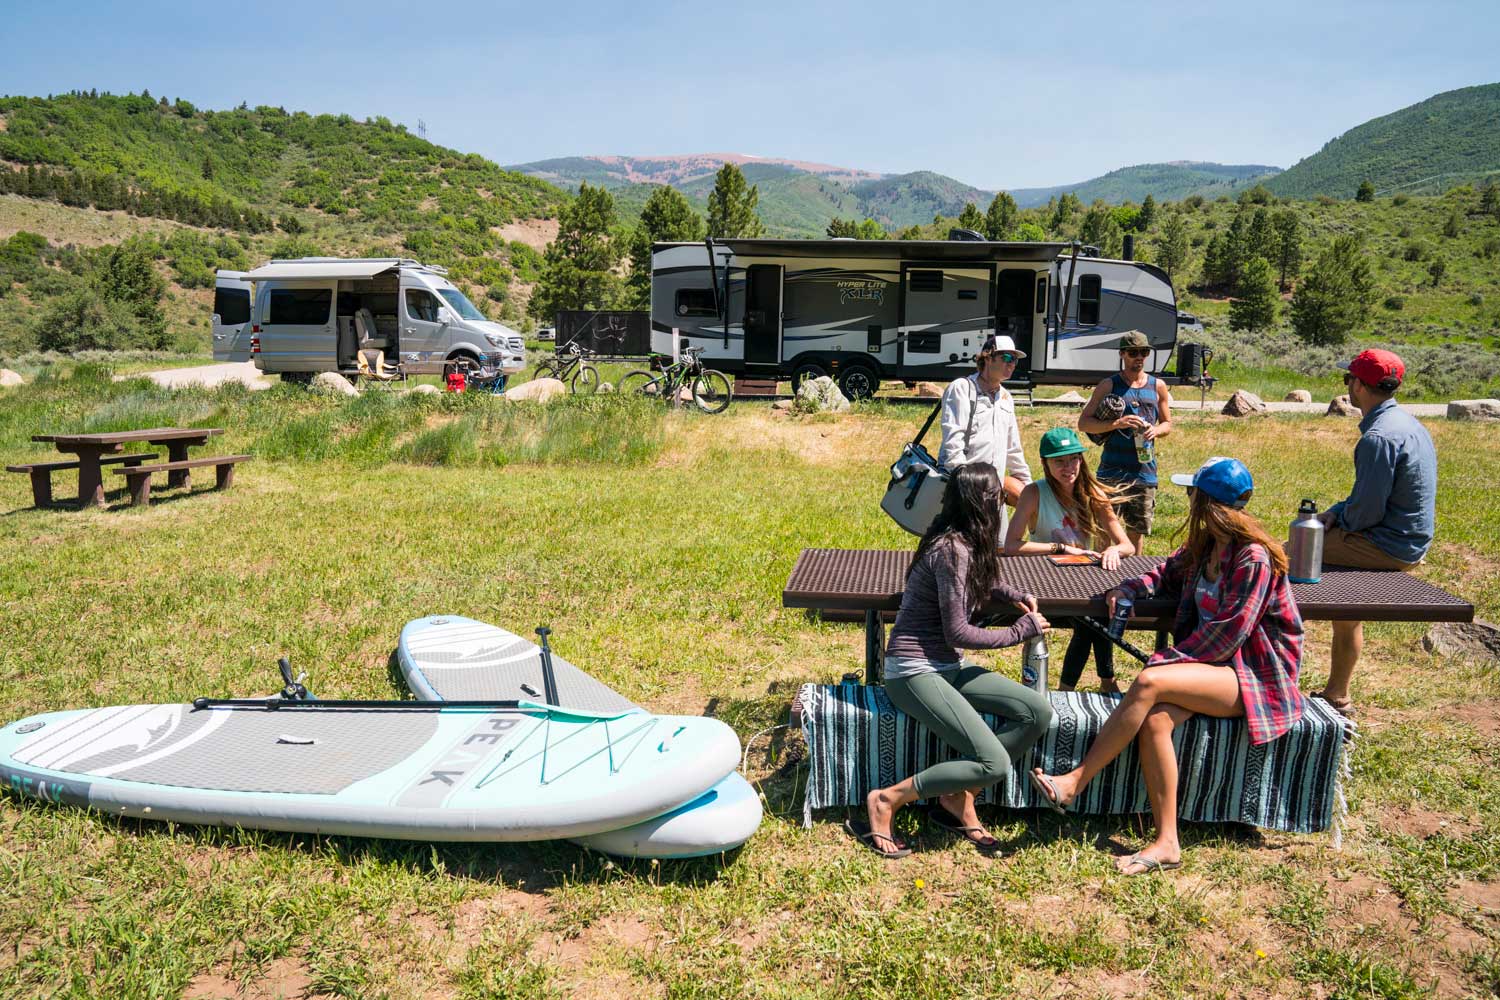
[1021, 634, 1049, 693]
[1287, 499, 1325, 584]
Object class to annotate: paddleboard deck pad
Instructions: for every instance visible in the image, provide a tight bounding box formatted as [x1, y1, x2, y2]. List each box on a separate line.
[0, 699, 738, 842]
[399, 615, 762, 858]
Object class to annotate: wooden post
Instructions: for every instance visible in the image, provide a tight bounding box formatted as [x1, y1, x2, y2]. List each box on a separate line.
[215, 463, 236, 490]
[125, 471, 152, 507]
[28, 469, 53, 508]
[166, 442, 191, 489]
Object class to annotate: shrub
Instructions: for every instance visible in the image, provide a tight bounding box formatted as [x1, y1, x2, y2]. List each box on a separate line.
[1403, 241, 1426, 261]
[1383, 295, 1405, 311]
[29, 288, 159, 351]
[1470, 293, 1485, 307]
[1392, 193, 1410, 206]
[1480, 238, 1500, 259]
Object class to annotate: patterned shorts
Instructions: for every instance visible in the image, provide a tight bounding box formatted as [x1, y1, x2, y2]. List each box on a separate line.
[1105, 481, 1157, 536]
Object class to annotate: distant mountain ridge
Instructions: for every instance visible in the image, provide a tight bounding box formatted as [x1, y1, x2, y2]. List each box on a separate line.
[1010, 162, 1283, 208]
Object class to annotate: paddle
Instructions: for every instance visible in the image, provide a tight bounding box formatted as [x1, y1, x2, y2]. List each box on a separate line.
[536, 626, 561, 707]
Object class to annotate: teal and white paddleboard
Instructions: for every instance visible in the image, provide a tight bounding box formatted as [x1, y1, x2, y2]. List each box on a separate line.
[0, 696, 739, 842]
[399, 615, 762, 858]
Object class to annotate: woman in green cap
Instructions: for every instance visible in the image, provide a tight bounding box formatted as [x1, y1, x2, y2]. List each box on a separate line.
[1004, 426, 1135, 692]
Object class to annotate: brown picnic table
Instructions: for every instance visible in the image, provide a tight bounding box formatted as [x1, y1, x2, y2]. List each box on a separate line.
[783, 549, 1476, 683]
[23, 427, 232, 508]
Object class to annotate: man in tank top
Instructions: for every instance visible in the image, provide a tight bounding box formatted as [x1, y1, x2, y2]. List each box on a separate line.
[1077, 331, 1174, 552]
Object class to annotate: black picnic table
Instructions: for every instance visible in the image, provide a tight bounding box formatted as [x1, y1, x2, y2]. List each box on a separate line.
[30, 428, 224, 508]
[782, 549, 1477, 683]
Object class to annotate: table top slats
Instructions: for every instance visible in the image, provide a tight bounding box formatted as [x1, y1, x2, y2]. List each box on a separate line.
[33, 427, 224, 446]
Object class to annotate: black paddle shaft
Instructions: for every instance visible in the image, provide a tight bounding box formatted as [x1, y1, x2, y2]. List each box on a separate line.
[535, 626, 560, 706]
[1075, 616, 1152, 664]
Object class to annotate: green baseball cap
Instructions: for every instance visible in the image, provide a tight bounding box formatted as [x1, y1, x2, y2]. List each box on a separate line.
[1039, 426, 1088, 459]
[1118, 330, 1151, 350]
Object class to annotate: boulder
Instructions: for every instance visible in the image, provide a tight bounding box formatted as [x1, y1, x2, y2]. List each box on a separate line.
[0, 368, 24, 388]
[771, 399, 794, 412]
[1446, 398, 1500, 421]
[410, 383, 441, 395]
[311, 372, 359, 397]
[914, 381, 945, 398]
[1422, 621, 1500, 667]
[595, 381, 614, 394]
[1283, 389, 1312, 403]
[1326, 394, 1358, 417]
[1221, 389, 1266, 417]
[506, 377, 567, 403]
[794, 375, 851, 414]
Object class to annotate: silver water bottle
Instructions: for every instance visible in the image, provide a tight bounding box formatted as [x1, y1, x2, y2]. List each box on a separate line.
[1287, 499, 1325, 584]
[1021, 634, 1049, 693]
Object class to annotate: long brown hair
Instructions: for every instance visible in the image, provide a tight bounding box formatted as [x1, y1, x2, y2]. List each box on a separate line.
[1173, 489, 1289, 575]
[911, 463, 1003, 609]
[1042, 456, 1121, 547]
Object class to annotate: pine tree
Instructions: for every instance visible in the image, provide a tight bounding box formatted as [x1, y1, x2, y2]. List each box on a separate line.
[956, 202, 984, 233]
[1272, 209, 1303, 291]
[706, 164, 764, 238]
[1355, 180, 1376, 202]
[1290, 235, 1375, 346]
[1443, 212, 1461, 238]
[98, 236, 168, 347]
[1157, 211, 1189, 282]
[529, 183, 623, 321]
[625, 185, 704, 308]
[1483, 181, 1500, 219]
[1229, 256, 1278, 331]
[825, 218, 858, 238]
[984, 192, 1018, 240]
[1137, 194, 1157, 231]
[1077, 202, 1122, 257]
[1246, 208, 1275, 264]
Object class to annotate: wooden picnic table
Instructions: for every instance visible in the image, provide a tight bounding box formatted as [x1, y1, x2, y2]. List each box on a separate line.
[31, 428, 224, 508]
[783, 549, 1476, 682]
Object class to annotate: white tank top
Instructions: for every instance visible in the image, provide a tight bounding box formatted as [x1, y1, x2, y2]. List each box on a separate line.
[1029, 480, 1087, 547]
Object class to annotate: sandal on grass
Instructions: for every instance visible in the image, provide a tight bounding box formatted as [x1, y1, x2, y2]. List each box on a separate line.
[844, 818, 911, 859]
[1028, 770, 1067, 814]
[1118, 853, 1182, 876]
[926, 805, 1000, 853]
[1311, 692, 1357, 718]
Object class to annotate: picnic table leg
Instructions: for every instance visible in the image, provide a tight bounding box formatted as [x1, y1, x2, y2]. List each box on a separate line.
[166, 441, 191, 489]
[74, 446, 107, 509]
[215, 463, 236, 490]
[864, 610, 885, 685]
[28, 469, 54, 508]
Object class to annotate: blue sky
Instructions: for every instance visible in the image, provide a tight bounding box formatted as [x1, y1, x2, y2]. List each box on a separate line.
[3, 0, 1497, 189]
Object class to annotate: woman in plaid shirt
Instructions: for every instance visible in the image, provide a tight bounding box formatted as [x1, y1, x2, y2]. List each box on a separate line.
[1031, 457, 1304, 875]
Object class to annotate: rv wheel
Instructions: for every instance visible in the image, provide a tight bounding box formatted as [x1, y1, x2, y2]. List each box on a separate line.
[790, 362, 827, 392]
[838, 363, 878, 401]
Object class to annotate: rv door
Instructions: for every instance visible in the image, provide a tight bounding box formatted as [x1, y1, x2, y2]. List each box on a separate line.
[258, 282, 336, 372]
[212, 272, 253, 362]
[742, 265, 782, 366]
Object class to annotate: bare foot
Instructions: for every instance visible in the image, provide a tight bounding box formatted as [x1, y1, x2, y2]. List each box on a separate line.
[1116, 840, 1181, 874]
[936, 792, 994, 844]
[865, 788, 905, 849]
[1032, 767, 1081, 808]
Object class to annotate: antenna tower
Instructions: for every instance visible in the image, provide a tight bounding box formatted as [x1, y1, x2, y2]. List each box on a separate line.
[417, 119, 427, 140]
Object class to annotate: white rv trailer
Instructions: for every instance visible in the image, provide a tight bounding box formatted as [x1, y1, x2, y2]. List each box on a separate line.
[229, 258, 525, 382]
[649, 238, 1179, 398]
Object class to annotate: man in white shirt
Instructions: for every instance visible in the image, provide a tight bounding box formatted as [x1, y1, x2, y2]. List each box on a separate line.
[938, 334, 1032, 528]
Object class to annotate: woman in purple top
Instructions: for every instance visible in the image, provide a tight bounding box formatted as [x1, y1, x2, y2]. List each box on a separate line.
[850, 463, 1054, 858]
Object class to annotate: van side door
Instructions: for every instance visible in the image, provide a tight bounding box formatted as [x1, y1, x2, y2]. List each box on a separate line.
[260, 282, 335, 372]
[401, 286, 447, 373]
[212, 275, 253, 361]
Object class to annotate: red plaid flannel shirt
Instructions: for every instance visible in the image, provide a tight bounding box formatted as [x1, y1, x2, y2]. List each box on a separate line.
[1117, 541, 1305, 745]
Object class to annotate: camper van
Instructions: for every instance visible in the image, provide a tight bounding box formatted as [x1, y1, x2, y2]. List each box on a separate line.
[649, 238, 1179, 398]
[228, 258, 525, 381]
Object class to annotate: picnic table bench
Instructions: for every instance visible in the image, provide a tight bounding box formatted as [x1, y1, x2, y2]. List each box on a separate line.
[15, 428, 247, 509]
[783, 549, 1476, 683]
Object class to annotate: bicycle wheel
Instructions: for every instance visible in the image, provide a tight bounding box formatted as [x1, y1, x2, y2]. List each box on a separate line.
[572, 364, 600, 395]
[617, 370, 660, 397]
[692, 370, 732, 413]
[532, 361, 560, 382]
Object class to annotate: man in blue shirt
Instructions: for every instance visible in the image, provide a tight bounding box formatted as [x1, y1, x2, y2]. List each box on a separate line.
[1315, 349, 1437, 716]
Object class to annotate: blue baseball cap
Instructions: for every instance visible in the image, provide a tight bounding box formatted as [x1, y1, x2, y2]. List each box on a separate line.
[1170, 457, 1255, 509]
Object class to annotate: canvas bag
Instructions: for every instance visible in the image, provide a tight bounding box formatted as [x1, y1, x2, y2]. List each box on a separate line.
[880, 397, 973, 536]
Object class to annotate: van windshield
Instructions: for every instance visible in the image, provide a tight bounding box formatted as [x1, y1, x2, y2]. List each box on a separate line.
[437, 288, 486, 321]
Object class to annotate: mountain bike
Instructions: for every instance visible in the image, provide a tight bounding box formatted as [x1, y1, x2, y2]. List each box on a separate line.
[533, 343, 600, 394]
[617, 347, 732, 414]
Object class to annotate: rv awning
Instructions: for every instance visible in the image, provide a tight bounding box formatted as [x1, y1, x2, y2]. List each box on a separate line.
[696, 238, 1069, 263]
[239, 261, 401, 281]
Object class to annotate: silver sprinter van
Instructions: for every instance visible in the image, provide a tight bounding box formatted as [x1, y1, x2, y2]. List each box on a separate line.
[236, 258, 524, 381]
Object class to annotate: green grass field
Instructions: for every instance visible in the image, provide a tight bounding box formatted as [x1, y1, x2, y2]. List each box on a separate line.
[1, 371, 1498, 999]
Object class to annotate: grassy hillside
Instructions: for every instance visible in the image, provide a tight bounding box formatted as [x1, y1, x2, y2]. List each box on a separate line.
[1268, 83, 1500, 199]
[1012, 163, 1282, 209]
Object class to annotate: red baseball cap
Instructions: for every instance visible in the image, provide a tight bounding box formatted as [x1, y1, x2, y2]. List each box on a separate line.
[1338, 349, 1404, 387]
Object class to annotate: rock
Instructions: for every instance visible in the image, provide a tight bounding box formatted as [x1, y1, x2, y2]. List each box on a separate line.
[914, 381, 945, 398]
[771, 399, 794, 411]
[410, 384, 441, 395]
[793, 375, 851, 414]
[1423, 621, 1500, 667]
[1326, 394, 1358, 417]
[1221, 389, 1266, 417]
[595, 381, 614, 394]
[1446, 398, 1500, 421]
[0, 368, 25, 388]
[1052, 390, 1087, 403]
[505, 377, 567, 403]
[311, 372, 359, 397]
[1284, 390, 1312, 403]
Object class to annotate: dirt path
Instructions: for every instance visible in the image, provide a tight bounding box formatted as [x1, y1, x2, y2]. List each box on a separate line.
[117, 362, 273, 391]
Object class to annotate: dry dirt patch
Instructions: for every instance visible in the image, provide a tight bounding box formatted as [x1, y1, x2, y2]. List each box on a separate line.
[658, 409, 902, 469]
[184, 956, 318, 1000]
[495, 218, 559, 251]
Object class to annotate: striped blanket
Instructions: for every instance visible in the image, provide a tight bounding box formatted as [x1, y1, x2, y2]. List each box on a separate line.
[798, 683, 1351, 836]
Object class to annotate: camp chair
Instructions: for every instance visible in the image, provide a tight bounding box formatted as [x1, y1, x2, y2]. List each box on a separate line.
[356, 349, 404, 383]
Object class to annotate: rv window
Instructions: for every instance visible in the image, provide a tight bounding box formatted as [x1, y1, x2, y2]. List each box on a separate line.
[675, 288, 718, 317]
[437, 287, 486, 321]
[1078, 275, 1102, 326]
[1035, 276, 1047, 313]
[908, 270, 944, 293]
[405, 289, 442, 323]
[266, 288, 332, 325]
[214, 287, 250, 326]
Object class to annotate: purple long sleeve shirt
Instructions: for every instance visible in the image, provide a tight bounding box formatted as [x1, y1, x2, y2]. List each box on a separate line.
[884, 536, 1041, 664]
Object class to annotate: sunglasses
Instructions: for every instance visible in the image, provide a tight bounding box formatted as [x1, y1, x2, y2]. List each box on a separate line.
[996, 352, 1019, 364]
[1123, 348, 1152, 358]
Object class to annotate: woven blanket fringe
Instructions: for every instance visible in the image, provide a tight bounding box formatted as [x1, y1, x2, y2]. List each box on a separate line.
[1331, 717, 1357, 851]
[799, 687, 815, 829]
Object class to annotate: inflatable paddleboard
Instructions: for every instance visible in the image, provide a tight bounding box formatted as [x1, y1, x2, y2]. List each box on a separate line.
[399, 616, 762, 857]
[0, 696, 738, 842]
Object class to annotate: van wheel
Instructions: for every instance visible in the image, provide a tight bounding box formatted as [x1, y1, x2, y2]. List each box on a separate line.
[790, 362, 827, 393]
[838, 363, 879, 401]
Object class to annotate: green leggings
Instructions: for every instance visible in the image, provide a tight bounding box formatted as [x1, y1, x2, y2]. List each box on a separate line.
[885, 666, 1053, 798]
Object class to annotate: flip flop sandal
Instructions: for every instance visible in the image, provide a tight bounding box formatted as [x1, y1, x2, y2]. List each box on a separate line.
[926, 805, 1001, 853]
[1028, 771, 1067, 814]
[1118, 853, 1182, 876]
[844, 818, 912, 859]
